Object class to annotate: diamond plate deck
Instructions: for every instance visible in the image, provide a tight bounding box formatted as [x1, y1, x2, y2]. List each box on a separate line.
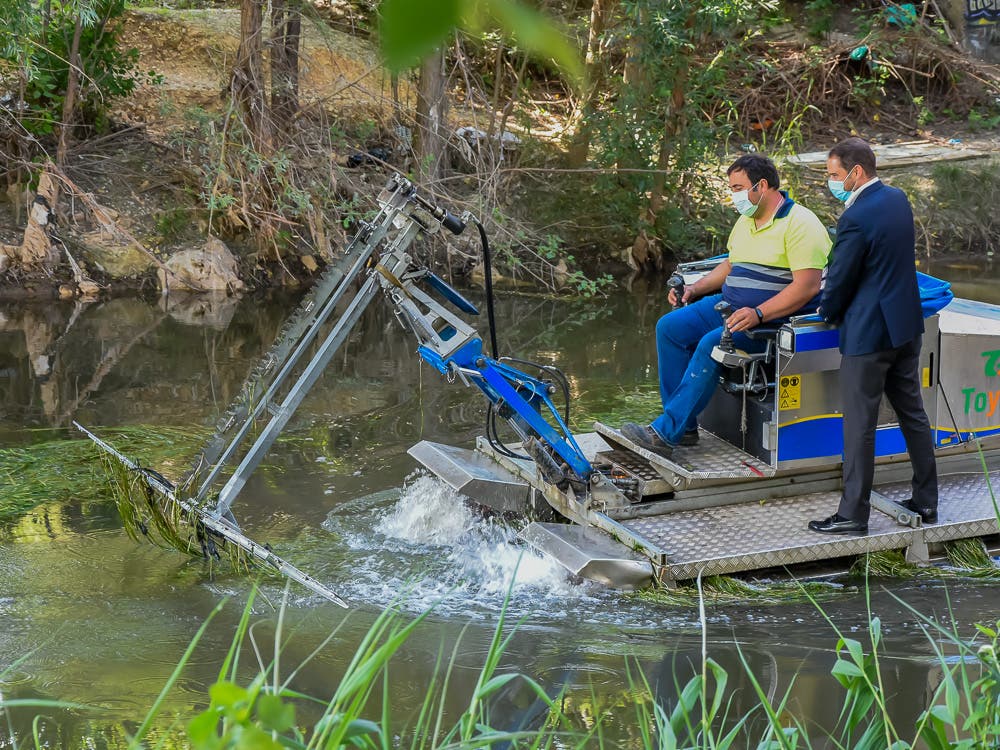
[594, 421, 774, 487]
[621, 470, 1000, 581]
[594, 449, 675, 496]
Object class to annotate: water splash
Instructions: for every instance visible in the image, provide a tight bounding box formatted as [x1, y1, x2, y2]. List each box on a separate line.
[322, 473, 596, 617]
[375, 474, 477, 545]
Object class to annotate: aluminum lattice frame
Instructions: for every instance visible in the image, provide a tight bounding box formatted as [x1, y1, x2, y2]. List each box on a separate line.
[594, 422, 775, 487]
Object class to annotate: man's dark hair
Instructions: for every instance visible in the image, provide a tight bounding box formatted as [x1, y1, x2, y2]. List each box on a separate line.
[726, 154, 780, 191]
[828, 137, 877, 176]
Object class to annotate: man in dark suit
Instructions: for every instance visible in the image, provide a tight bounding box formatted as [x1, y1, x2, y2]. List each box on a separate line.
[808, 137, 938, 535]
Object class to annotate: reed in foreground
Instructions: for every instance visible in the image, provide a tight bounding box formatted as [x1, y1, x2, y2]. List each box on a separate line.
[5, 576, 995, 750]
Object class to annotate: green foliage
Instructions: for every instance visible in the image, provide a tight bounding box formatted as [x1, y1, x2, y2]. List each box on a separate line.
[188, 679, 309, 750]
[968, 106, 1000, 132]
[172, 111, 333, 248]
[155, 206, 191, 242]
[378, 0, 582, 83]
[926, 161, 1000, 255]
[850, 59, 892, 109]
[913, 95, 934, 126]
[565, 269, 615, 298]
[804, 0, 836, 38]
[589, 0, 780, 258]
[8, 577, 1000, 748]
[0, 0, 149, 137]
[484, 223, 616, 296]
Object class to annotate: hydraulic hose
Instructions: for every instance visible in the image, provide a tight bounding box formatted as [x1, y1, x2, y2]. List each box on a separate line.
[474, 219, 499, 360]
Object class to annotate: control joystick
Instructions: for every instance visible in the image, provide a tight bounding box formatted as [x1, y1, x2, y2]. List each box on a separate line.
[714, 300, 735, 353]
[667, 273, 685, 309]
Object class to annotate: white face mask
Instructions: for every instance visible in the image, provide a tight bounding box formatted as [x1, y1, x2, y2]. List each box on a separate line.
[731, 181, 762, 217]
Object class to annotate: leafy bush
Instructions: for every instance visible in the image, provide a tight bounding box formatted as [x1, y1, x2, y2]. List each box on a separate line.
[0, 0, 150, 137]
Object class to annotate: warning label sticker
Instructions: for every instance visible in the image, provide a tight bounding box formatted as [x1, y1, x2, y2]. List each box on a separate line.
[779, 375, 801, 410]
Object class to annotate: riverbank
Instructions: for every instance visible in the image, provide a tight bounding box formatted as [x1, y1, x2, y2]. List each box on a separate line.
[2, 2, 999, 300]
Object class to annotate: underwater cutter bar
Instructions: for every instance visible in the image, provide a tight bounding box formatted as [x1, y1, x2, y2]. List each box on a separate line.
[74, 422, 349, 606]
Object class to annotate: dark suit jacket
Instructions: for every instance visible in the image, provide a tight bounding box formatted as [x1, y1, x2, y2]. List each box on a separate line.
[820, 180, 923, 356]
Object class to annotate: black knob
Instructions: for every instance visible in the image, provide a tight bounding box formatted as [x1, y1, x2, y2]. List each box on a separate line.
[667, 273, 685, 308]
[714, 300, 735, 353]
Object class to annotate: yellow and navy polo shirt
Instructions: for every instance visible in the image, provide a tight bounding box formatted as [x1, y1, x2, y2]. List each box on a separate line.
[723, 193, 831, 313]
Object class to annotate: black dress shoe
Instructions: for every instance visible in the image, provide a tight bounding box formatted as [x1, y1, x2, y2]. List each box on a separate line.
[895, 498, 938, 524]
[619, 421, 674, 458]
[808, 513, 868, 535]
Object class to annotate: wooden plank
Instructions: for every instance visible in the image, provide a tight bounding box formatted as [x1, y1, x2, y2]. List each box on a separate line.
[785, 140, 988, 170]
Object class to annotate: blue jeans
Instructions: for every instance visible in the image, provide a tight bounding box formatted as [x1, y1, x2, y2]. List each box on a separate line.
[651, 294, 766, 444]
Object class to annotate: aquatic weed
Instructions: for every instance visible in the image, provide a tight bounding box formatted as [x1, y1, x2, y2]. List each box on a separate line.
[632, 575, 849, 608]
[0, 425, 207, 521]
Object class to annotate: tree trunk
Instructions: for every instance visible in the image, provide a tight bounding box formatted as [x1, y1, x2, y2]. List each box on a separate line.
[231, 0, 270, 148]
[629, 6, 695, 271]
[567, 0, 615, 167]
[56, 14, 84, 166]
[270, 0, 301, 134]
[414, 49, 449, 182]
[630, 70, 686, 270]
[0, 167, 62, 273]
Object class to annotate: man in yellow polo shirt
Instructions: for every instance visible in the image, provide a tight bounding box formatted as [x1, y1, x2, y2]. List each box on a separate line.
[621, 154, 832, 458]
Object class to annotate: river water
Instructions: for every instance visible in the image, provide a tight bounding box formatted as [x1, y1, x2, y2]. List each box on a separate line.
[1, 261, 999, 746]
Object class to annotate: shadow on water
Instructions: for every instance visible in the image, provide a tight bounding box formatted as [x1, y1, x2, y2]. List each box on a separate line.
[1, 265, 999, 745]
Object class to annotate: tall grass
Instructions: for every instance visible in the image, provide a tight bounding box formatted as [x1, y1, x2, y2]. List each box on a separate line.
[5, 575, 999, 750]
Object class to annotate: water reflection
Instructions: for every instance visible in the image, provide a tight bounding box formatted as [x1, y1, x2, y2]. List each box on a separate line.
[1, 266, 999, 747]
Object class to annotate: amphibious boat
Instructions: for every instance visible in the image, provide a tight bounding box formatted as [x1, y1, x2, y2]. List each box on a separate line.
[80, 175, 1000, 603]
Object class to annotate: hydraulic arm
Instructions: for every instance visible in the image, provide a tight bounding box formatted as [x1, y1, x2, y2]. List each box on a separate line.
[78, 174, 623, 604]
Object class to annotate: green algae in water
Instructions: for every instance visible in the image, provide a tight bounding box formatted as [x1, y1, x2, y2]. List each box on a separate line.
[92, 430, 272, 574]
[1, 425, 258, 573]
[849, 540, 1000, 580]
[631, 575, 850, 607]
[0, 425, 208, 521]
[944, 537, 1000, 578]
[849, 549, 924, 578]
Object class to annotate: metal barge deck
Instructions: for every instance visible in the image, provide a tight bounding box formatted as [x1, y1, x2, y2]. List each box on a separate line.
[412, 431, 1000, 587]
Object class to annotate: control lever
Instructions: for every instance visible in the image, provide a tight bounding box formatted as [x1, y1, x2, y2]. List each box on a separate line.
[667, 273, 685, 308]
[714, 300, 735, 353]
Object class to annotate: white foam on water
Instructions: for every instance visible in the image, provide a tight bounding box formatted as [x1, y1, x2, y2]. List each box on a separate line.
[329, 473, 596, 616]
[375, 474, 476, 545]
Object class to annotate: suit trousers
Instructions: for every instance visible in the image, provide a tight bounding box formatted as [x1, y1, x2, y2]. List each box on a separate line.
[837, 336, 938, 523]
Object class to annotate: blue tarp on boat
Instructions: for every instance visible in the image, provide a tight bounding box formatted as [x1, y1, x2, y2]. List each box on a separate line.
[917, 272, 953, 317]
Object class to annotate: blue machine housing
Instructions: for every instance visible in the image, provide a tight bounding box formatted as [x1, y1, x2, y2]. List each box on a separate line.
[692, 266, 1000, 472]
[417, 339, 592, 480]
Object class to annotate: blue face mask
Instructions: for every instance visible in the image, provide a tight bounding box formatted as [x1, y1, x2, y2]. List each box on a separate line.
[828, 168, 858, 203]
